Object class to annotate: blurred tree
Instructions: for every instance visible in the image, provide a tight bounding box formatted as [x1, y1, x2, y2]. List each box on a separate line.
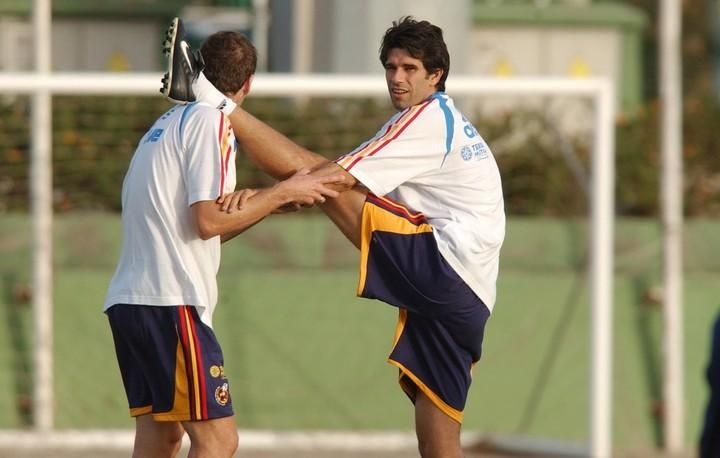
[627, 0, 715, 98]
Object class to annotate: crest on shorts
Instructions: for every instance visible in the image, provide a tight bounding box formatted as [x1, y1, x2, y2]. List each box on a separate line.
[215, 383, 230, 406]
[209, 365, 227, 379]
[460, 145, 473, 161]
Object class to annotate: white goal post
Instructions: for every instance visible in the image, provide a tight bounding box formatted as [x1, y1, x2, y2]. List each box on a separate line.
[0, 70, 616, 458]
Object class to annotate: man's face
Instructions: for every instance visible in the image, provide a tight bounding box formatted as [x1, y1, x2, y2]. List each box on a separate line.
[384, 48, 441, 110]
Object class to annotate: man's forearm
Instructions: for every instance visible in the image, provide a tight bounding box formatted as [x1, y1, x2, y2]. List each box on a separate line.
[229, 107, 329, 180]
[221, 219, 262, 243]
[194, 186, 287, 240]
[309, 161, 358, 193]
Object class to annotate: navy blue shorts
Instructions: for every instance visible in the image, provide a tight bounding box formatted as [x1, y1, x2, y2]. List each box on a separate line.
[358, 193, 491, 423]
[107, 304, 233, 422]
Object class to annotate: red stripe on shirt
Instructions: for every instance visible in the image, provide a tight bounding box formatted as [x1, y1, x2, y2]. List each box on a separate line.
[218, 113, 226, 196]
[344, 100, 433, 171]
[336, 105, 415, 167]
[223, 144, 232, 192]
[335, 111, 403, 164]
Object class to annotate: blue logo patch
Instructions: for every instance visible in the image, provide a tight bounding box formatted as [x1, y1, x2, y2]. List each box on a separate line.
[459, 142, 489, 161]
[144, 128, 164, 144]
[472, 142, 489, 160]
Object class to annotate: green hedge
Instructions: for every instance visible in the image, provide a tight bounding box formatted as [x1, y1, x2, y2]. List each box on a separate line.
[1, 94, 718, 216]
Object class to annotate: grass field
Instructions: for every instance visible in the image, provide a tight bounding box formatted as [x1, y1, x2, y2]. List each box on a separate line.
[0, 213, 717, 455]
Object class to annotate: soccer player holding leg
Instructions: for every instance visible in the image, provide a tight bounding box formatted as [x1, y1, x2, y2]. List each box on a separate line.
[164, 16, 505, 458]
[105, 22, 341, 458]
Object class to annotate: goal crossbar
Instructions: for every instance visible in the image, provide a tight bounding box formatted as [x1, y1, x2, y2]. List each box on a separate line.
[0, 72, 607, 96]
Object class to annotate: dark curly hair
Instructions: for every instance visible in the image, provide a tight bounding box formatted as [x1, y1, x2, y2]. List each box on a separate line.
[201, 31, 257, 95]
[379, 16, 450, 92]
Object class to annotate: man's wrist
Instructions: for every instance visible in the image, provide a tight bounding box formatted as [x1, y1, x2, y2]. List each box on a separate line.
[268, 182, 290, 207]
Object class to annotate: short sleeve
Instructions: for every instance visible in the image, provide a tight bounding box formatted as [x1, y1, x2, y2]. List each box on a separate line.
[181, 105, 235, 206]
[334, 98, 447, 196]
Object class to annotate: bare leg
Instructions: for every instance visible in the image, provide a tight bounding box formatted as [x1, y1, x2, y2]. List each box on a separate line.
[317, 188, 365, 249]
[415, 390, 464, 458]
[229, 107, 365, 247]
[133, 414, 184, 458]
[228, 107, 327, 179]
[182, 415, 238, 458]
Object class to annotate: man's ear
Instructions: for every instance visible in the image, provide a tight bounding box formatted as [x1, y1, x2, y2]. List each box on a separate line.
[227, 75, 255, 104]
[429, 69, 442, 87]
[242, 74, 255, 96]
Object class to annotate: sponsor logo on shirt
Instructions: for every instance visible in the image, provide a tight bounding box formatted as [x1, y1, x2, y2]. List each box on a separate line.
[461, 145, 473, 161]
[473, 142, 489, 160]
[460, 142, 489, 161]
[462, 115, 479, 138]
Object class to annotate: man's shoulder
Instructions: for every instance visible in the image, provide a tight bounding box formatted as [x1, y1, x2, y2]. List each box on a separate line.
[170, 102, 229, 143]
[177, 102, 227, 129]
[426, 92, 459, 111]
[425, 93, 474, 125]
[415, 94, 458, 118]
[184, 102, 223, 118]
[401, 97, 448, 129]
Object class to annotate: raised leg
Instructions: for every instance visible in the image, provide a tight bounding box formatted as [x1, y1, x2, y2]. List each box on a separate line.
[228, 107, 366, 248]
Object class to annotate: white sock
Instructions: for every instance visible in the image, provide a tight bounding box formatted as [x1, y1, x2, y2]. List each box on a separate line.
[192, 72, 237, 115]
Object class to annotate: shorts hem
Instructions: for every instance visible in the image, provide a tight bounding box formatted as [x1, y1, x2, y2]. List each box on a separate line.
[152, 412, 192, 422]
[387, 358, 464, 424]
[179, 412, 235, 422]
[130, 406, 152, 417]
[152, 411, 234, 422]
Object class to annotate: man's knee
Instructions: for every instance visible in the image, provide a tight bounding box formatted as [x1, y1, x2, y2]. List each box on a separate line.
[138, 434, 183, 457]
[417, 439, 463, 458]
[205, 429, 238, 456]
[161, 428, 184, 455]
[191, 431, 238, 457]
[169, 425, 185, 442]
[134, 418, 184, 457]
[417, 437, 436, 458]
[224, 429, 240, 455]
[184, 416, 238, 457]
[416, 433, 463, 458]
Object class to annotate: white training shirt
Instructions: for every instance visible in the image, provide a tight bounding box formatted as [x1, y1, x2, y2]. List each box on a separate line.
[336, 92, 505, 310]
[103, 102, 237, 327]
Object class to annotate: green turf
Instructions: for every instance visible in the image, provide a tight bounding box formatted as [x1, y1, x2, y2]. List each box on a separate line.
[0, 213, 718, 453]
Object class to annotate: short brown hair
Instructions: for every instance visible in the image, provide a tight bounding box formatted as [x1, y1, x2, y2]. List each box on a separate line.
[201, 31, 257, 95]
[379, 17, 449, 92]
